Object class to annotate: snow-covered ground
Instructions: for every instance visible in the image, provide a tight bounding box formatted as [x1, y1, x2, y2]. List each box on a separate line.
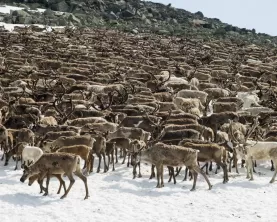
[0, 22, 65, 32]
[0, 4, 46, 14]
[0, 156, 276, 222]
[0, 5, 55, 32]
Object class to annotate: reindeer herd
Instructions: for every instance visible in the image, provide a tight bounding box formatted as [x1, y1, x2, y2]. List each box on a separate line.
[1, 25, 277, 200]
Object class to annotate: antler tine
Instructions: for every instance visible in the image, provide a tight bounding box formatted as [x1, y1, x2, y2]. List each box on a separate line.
[157, 70, 172, 88]
[143, 110, 158, 126]
[161, 109, 172, 126]
[228, 119, 239, 144]
[244, 115, 260, 142]
[53, 99, 64, 117]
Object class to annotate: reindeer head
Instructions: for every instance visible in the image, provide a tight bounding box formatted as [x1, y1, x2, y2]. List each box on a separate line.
[28, 174, 39, 186]
[20, 165, 38, 183]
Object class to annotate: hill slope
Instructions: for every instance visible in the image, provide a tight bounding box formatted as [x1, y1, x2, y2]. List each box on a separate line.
[0, 0, 276, 46]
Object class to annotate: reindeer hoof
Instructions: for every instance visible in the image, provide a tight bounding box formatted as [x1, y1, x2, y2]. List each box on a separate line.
[60, 195, 67, 199]
[209, 185, 213, 190]
[43, 193, 48, 196]
[190, 188, 196, 191]
[138, 173, 142, 178]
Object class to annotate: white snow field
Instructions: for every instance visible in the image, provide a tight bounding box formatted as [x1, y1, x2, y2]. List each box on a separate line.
[0, 156, 276, 222]
[0, 5, 64, 32]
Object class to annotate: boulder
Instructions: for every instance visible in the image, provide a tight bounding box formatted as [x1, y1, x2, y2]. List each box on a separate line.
[120, 9, 135, 18]
[51, 1, 70, 12]
[11, 10, 33, 24]
[68, 14, 81, 25]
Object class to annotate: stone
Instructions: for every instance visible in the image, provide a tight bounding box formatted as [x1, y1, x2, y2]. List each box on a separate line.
[58, 16, 68, 26]
[51, 1, 70, 12]
[11, 10, 33, 24]
[132, 28, 138, 34]
[68, 14, 81, 25]
[120, 9, 135, 18]
[43, 8, 55, 16]
[109, 11, 118, 20]
[194, 11, 204, 18]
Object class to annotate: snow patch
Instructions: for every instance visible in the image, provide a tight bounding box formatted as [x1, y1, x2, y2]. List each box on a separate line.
[0, 5, 46, 14]
[0, 154, 277, 222]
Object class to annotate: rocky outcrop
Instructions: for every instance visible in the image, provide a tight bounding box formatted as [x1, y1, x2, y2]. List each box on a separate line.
[1, 0, 276, 46]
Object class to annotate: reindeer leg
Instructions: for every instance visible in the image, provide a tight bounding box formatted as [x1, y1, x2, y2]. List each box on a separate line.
[175, 167, 182, 177]
[61, 173, 75, 199]
[252, 160, 257, 173]
[132, 163, 137, 179]
[102, 152, 108, 173]
[270, 160, 277, 183]
[14, 155, 18, 171]
[194, 166, 212, 190]
[271, 160, 275, 171]
[156, 164, 163, 188]
[161, 164, 164, 187]
[209, 161, 213, 172]
[168, 166, 173, 183]
[215, 164, 220, 174]
[74, 171, 89, 200]
[183, 167, 188, 181]
[217, 162, 228, 183]
[89, 154, 94, 173]
[241, 159, 245, 168]
[122, 149, 127, 164]
[229, 156, 233, 173]
[96, 153, 101, 173]
[115, 146, 118, 163]
[127, 153, 130, 167]
[43, 173, 51, 196]
[1, 153, 4, 161]
[172, 167, 176, 184]
[56, 175, 66, 195]
[149, 164, 155, 179]
[112, 150, 115, 171]
[107, 154, 110, 172]
[83, 161, 87, 170]
[138, 162, 142, 178]
[189, 167, 198, 191]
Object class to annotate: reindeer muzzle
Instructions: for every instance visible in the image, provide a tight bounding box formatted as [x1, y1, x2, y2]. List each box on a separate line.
[20, 177, 26, 183]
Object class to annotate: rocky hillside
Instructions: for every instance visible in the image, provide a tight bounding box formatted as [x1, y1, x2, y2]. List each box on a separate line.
[0, 0, 276, 46]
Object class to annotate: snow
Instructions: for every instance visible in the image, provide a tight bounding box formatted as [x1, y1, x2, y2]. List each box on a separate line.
[0, 5, 46, 14]
[0, 155, 276, 222]
[0, 5, 50, 32]
[0, 22, 65, 32]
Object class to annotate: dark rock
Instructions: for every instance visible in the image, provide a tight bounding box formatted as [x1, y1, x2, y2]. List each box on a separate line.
[202, 23, 213, 29]
[51, 1, 70, 12]
[58, 16, 68, 26]
[68, 14, 81, 25]
[43, 8, 55, 16]
[106, 3, 124, 14]
[29, 3, 42, 10]
[195, 11, 204, 18]
[120, 9, 135, 18]
[11, 9, 33, 24]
